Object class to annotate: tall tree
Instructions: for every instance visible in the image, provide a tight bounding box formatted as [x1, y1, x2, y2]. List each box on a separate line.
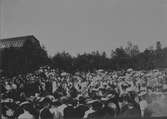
[125, 41, 140, 57]
[112, 47, 131, 70]
[156, 41, 162, 51]
[52, 51, 73, 73]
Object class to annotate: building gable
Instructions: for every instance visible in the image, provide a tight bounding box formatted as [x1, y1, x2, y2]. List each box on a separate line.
[0, 35, 39, 49]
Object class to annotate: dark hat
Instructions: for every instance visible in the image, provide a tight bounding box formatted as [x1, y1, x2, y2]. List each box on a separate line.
[20, 102, 33, 112]
[40, 97, 52, 106]
[51, 100, 61, 107]
[92, 101, 103, 111]
[60, 96, 71, 104]
[78, 96, 86, 104]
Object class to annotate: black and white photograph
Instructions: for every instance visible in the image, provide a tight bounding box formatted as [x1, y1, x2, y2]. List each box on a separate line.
[1, 0, 167, 119]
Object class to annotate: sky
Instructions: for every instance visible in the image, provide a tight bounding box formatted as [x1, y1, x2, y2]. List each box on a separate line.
[1, 0, 167, 56]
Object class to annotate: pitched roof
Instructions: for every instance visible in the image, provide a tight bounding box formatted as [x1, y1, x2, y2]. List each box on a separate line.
[0, 35, 37, 48]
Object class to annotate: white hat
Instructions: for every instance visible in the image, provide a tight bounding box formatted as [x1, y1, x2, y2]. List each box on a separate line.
[101, 97, 109, 101]
[61, 72, 67, 76]
[87, 99, 98, 104]
[139, 91, 147, 96]
[127, 68, 133, 72]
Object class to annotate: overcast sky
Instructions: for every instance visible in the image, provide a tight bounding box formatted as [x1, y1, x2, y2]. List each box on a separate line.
[1, 0, 167, 56]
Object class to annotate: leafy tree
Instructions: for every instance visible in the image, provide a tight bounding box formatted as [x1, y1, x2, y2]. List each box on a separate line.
[125, 41, 140, 57]
[137, 49, 155, 70]
[156, 41, 162, 51]
[112, 47, 131, 70]
[52, 51, 73, 73]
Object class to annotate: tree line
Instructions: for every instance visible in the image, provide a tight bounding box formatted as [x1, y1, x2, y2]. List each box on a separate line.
[1, 41, 167, 76]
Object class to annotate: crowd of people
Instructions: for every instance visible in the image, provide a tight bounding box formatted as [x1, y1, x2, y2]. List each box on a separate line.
[1, 66, 167, 119]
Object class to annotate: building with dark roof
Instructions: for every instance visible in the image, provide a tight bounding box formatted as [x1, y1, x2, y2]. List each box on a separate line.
[0, 35, 41, 72]
[0, 35, 40, 49]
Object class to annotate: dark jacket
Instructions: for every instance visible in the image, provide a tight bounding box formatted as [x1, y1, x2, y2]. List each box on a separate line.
[75, 104, 89, 118]
[64, 105, 76, 119]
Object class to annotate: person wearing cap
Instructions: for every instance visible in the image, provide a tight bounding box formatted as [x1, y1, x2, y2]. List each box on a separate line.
[50, 100, 63, 119]
[138, 91, 148, 117]
[39, 97, 52, 119]
[119, 96, 141, 118]
[83, 99, 97, 119]
[86, 101, 105, 119]
[101, 95, 118, 118]
[18, 102, 35, 119]
[63, 98, 77, 119]
[75, 96, 89, 119]
[40, 107, 53, 119]
[69, 86, 79, 98]
[56, 96, 68, 117]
